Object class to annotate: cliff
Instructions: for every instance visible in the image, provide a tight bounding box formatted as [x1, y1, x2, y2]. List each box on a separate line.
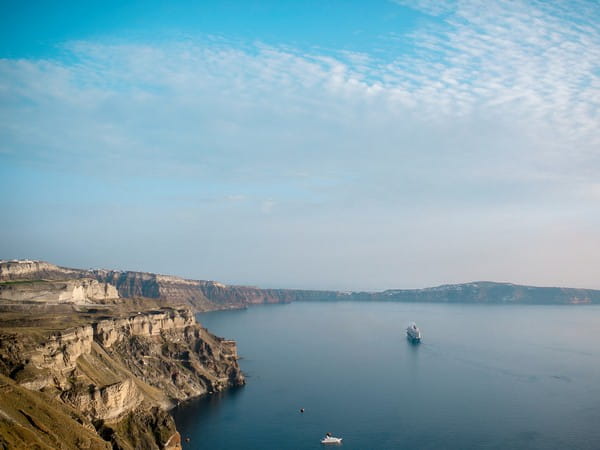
[0, 278, 118, 304]
[196, 282, 349, 307]
[94, 271, 217, 311]
[368, 281, 600, 305]
[0, 260, 87, 281]
[4, 260, 600, 311]
[0, 306, 244, 449]
[0, 260, 348, 311]
[92, 270, 353, 310]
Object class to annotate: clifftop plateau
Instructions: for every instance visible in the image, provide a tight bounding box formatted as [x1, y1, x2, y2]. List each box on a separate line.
[0, 260, 85, 281]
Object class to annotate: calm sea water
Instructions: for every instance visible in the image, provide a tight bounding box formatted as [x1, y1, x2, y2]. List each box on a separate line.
[173, 302, 600, 450]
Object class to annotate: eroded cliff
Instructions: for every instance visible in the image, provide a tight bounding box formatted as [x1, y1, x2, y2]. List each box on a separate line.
[0, 260, 87, 281]
[0, 306, 244, 449]
[95, 271, 217, 311]
[0, 278, 119, 304]
[93, 270, 348, 311]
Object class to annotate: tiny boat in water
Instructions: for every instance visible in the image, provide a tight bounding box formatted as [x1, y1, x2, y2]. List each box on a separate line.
[406, 322, 422, 343]
[321, 432, 343, 444]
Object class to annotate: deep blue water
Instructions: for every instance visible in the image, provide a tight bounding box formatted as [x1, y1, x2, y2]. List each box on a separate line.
[173, 302, 600, 450]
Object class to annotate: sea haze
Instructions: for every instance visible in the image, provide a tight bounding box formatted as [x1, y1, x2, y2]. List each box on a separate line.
[173, 302, 600, 450]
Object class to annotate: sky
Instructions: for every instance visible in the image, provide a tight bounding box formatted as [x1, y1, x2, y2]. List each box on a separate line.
[1, 0, 599, 290]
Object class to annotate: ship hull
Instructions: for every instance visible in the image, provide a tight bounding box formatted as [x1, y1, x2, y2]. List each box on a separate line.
[406, 334, 421, 344]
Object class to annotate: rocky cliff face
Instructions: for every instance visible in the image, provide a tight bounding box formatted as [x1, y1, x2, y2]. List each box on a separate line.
[94, 270, 161, 299]
[0, 278, 119, 304]
[0, 260, 86, 281]
[0, 261, 347, 311]
[92, 270, 350, 311]
[92, 270, 217, 311]
[6, 260, 600, 311]
[197, 282, 349, 308]
[0, 307, 244, 449]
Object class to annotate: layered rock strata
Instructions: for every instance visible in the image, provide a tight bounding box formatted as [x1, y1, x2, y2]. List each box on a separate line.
[0, 260, 86, 281]
[94, 269, 348, 310]
[94, 270, 216, 311]
[0, 307, 244, 449]
[0, 278, 118, 304]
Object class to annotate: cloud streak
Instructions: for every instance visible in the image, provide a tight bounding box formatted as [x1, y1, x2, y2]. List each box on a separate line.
[392, 0, 599, 142]
[1, 1, 597, 174]
[1, 0, 599, 289]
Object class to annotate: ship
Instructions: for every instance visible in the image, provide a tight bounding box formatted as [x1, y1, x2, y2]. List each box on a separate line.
[406, 322, 421, 343]
[321, 432, 342, 445]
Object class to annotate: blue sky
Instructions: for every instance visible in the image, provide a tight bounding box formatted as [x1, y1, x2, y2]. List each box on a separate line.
[1, 0, 599, 290]
[0, 1, 421, 57]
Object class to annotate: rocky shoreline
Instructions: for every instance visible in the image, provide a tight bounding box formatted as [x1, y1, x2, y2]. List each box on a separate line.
[0, 261, 245, 449]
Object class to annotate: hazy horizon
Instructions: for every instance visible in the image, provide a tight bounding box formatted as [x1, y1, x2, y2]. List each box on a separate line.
[2, 1, 599, 291]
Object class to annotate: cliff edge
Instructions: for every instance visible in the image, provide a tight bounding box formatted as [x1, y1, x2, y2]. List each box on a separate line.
[0, 305, 244, 449]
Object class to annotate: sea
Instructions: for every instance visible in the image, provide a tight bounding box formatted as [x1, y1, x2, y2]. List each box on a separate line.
[172, 302, 600, 450]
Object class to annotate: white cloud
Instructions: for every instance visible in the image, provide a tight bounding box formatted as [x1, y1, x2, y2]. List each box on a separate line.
[1, 16, 598, 207]
[1, 1, 599, 288]
[389, 0, 600, 150]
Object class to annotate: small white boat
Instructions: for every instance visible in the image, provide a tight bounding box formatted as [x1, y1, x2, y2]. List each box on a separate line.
[321, 434, 343, 444]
